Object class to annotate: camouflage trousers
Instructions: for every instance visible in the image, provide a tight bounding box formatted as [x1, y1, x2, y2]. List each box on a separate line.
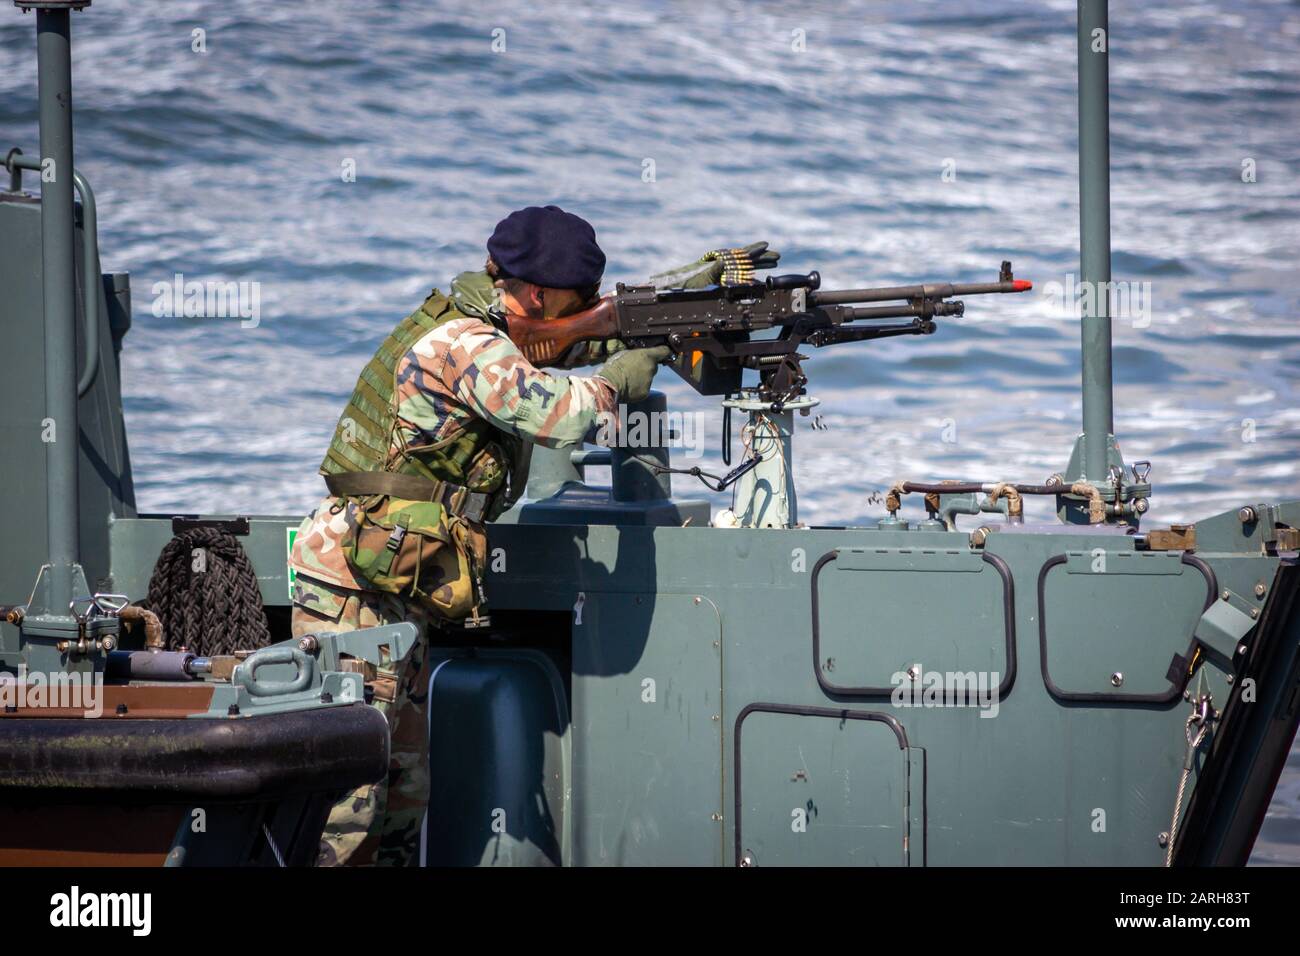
[290, 578, 431, 867]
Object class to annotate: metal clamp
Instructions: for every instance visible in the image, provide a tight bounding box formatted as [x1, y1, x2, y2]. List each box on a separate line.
[233, 646, 315, 698]
[68, 596, 97, 623]
[1191, 694, 1213, 727]
[68, 592, 129, 623]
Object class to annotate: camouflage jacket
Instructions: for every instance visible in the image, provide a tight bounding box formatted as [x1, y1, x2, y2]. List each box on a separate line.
[291, 277, 618, 607]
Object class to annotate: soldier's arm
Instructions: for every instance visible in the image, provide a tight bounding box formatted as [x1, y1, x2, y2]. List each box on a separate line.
[441, 324, 618, 448]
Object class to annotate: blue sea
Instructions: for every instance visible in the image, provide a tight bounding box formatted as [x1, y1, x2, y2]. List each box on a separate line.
[2, 0, 1297, 862]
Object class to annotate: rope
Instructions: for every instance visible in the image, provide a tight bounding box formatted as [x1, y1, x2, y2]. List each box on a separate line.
[145, 527, 272, 657]
[1165, 711, 1210, 867]
[262, 823, 286, 868]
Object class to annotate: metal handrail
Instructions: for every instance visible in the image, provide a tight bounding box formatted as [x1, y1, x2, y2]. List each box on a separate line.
[4, 147, 101, 398]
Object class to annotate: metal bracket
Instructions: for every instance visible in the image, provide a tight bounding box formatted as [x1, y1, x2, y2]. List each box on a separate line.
[319, 622, 420, 671]
[1166, 588, 1261, 694]
[1192, 589, 1259, 660]
[15, 3, 94, 11]
[1146, 525, 1195, 551]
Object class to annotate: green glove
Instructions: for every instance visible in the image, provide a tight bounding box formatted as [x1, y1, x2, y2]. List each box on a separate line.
[594, 346, 673, 403]
[554, 337, 625, 369]
[647, 241, 781, 290]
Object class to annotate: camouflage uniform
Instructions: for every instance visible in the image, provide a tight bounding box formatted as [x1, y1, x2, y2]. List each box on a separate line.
[289, 584, 431, 867]
[291, 271, 617, 867]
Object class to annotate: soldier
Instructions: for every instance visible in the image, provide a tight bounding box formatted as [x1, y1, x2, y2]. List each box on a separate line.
[289, 204, 778, 866]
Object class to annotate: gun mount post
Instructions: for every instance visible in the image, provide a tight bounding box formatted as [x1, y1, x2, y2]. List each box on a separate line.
[12, 1, 110, 665]
[36, 2, 82, 611]
[722, 395, 818, 529]
[1054, 0, 1154, 526]
[1070, 0, 1123, 499]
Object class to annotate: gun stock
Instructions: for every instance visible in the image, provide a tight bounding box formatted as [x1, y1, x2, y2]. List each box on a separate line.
[506, 297, 619, 367]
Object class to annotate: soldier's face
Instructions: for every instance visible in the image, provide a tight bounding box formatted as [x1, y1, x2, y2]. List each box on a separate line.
[538, 287, 590, 319]
[496, 280, 590, 320]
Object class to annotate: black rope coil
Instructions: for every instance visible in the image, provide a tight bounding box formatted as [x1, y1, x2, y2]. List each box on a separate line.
[146, 527, 272, 656]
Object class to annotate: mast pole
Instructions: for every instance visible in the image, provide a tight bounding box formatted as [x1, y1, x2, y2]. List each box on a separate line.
[1076, 0, 1115, 484]
[34, 0, 85, 612]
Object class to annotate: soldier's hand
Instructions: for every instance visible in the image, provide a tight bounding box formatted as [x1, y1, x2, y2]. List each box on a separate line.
[594, 346, 674, 404]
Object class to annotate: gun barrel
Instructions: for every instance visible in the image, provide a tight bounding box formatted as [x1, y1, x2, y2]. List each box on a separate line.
[840, 300, 966, 321]
[810, 277, 1031, 306]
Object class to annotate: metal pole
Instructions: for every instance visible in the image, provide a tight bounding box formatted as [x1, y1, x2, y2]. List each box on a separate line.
[1077, 0, 1114, 482]
[36, 5, 81, 609]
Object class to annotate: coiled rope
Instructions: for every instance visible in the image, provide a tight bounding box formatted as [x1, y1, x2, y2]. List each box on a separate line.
[145, 526, 272, 657]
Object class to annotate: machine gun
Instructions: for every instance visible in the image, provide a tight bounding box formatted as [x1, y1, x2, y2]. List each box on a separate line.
[509, 260, 1033, 406]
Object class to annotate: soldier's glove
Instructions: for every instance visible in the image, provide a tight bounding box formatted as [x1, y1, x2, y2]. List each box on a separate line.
[647, 241, 781, 290]
[554, 336, 625, 369]
[594, 345, 674, 404]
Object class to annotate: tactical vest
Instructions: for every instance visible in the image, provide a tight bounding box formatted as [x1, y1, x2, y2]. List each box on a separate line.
[319, 280, 524, 511]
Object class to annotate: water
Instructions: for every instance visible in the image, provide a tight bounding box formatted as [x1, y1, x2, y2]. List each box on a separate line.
[1, 0, 1297, 862]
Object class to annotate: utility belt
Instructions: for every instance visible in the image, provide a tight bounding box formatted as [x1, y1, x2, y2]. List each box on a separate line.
[323, 470, 493, 622]
[325, 471, 493, 523]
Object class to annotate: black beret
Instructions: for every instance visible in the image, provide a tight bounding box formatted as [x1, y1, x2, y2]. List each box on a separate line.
[487, 205, 606, 290]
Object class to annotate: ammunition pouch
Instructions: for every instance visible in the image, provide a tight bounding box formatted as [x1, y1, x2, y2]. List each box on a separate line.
[329, 477, 490, 622]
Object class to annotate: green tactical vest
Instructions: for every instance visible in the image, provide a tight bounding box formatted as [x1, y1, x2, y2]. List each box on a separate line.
[319, 272, 526, 512]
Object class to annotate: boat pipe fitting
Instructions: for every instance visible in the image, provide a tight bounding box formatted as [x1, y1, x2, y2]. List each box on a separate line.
[986, 482, 1024, 522]
[885, 479, 906, 515]
[888, 480, 1106, 524]
[3, 147, 23, 192]
[940, 494, 984, 532]
[118, 605, 164, 650]
[1070, 481, 1106, 524]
